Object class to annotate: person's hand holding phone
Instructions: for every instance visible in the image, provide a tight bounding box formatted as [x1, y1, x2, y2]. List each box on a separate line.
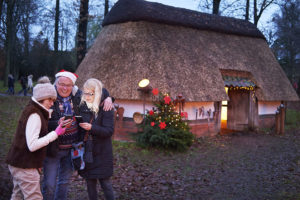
[62, 119, 72, 128]
[59, 115, 73, 128]
[79, 122, 92, 131]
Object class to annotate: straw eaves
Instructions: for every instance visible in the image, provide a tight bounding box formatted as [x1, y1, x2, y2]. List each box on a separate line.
[76, 0, 299, 102]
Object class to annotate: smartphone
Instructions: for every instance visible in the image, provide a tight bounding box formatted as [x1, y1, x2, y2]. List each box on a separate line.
[62, 121, 72, 128]
[64, 114, 73, 120]
[75, 116, 83, 123]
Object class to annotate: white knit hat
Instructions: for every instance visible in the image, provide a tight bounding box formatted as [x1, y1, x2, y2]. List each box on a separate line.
[33, 83, 57, 101]
[55, 70, 78, 84]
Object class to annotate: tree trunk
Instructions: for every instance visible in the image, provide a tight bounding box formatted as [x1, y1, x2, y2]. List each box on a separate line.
[0, 0, 4, 20]
[254, 0, 258, 26]
[104, 0, 109, 16]
[245, 0, 250, 21]
[76, 0, 89, 67]
[289, 44, 296, 79]
[212, 0, 221, 15]
[24, 21, 30, 58]
[3, 0, 15, 87]
[54, 0, 60, 72]
[12, 25, 17, 78]
[254, 0, 274, 26]
[60, 20, 64, 51]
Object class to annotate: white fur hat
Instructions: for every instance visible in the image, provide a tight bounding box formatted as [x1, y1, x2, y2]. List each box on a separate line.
[33, 83, 57, 101]
[55, 70, 78, 84]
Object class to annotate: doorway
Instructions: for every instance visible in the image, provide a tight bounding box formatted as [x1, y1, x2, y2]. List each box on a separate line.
[227, 89, 250, 131]
[221, 87, 228, 129]
[220, 72, 256, 133]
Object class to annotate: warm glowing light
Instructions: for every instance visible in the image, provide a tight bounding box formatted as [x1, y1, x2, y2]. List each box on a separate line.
[225, 87, 228, 94]
[138, 79, 150, 88]
[221, 87, 228, 121]
[221, 106, 227, 120]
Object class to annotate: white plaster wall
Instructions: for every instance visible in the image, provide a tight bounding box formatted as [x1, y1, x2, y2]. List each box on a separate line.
[182, 102, 215, 120]
[114, 100, 155, 118]
[115, 100, 215, 120]
[258, 101, 281, 115]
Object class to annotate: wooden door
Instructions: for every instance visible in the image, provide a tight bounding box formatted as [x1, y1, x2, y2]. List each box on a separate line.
[227, 89, 249, 131]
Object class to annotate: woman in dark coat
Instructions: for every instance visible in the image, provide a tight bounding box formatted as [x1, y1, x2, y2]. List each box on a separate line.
[78, 78, 115, 200]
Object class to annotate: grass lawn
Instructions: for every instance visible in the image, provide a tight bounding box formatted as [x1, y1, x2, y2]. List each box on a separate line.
[0, 80, 24, 94]
[0, 80, 35, 94]
[286, 108, 300, 130]
[0, 96, 31, 156]
[0, 96, 300, 199]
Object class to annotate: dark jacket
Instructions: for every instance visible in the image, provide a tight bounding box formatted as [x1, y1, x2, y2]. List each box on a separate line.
[78, 102, 114, 179]
[46, 87, 110, 157]
[6, 100, 49, 168]
[8, 76, 14, 87]
[20, 76, 27, 88]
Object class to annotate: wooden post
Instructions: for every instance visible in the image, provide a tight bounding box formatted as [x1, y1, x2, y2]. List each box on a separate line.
[214, 101, 222, 134]
[275, 111, 280, 135]
[279, 104, 285, 135]
[248, 90, 259, 132]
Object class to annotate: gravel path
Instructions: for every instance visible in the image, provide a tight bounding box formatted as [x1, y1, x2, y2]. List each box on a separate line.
[1, 131, 299, 200]
[66, 131, 300, 200]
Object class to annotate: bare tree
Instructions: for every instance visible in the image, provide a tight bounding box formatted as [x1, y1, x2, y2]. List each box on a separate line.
[198, 0, 240, 17]
[61, 1, 79, 51]
[76, 0, 89, 67]
[54, 0, 59, 52]
[54, 0, 60, 72]
[253, 0, 276, 26]
[213, 0, 221, 15]
[272, 0, 300, 81]
[18, 0, 39, 58]
[3, 0, 16, 86]
[0, 0, 4, 20]
[104, 0, 109, 16]
[245, 0, 250, 20]
[197, 0, 277, 27]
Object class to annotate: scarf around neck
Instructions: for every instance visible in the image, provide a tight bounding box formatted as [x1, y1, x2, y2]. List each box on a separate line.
[57, 94, 73, 115]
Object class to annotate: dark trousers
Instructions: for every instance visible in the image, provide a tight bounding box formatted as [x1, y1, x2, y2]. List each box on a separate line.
[7, 86, 14, 95]
[86, 178, 114, 200]
[18, 87, 27, 96]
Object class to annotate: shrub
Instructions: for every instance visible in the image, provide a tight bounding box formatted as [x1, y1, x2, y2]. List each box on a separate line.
[136, 89, 194, 151]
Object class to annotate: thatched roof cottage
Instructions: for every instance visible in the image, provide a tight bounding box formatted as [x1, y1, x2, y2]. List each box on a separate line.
[76, 0, 298, 137]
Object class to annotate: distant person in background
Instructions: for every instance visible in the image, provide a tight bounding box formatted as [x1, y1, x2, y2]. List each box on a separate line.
[5, 77, 67, 199]
[18, 76, 27, 96]
[27, 74, 33, 93]
[297, 79, 300, 96]
[7, 74, 15, 95]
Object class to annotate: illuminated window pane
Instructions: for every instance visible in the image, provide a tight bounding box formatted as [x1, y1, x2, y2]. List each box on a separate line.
[222, 101, 227, 105]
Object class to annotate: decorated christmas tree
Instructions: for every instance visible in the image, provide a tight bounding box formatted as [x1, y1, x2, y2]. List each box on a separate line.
[136, 88, 194, 151]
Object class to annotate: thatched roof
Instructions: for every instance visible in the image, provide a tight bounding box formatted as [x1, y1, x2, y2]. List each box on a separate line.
[102, 0, 265, 39]
[76, 0, 298, 102]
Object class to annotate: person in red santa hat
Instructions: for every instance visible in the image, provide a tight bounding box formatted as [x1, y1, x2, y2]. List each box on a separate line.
[42, 70, 113, 200]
